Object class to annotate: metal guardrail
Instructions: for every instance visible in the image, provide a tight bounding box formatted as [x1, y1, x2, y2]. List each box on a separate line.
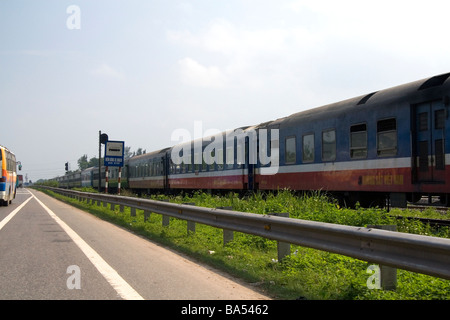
[40, 187, 450, 280]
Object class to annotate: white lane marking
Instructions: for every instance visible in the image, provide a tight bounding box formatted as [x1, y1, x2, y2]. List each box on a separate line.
[29, 190, 144, 300]
[0, 196, 33, 231]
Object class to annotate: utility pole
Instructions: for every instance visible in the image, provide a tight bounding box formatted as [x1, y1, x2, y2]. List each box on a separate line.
[98, 131, 101, 192]
[99, 130, 108, 192]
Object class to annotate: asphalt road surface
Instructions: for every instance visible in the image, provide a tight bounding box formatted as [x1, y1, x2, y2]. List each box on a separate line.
[0, 189, 270, 300]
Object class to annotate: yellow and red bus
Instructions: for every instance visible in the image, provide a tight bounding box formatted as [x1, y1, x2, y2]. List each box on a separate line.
[0, 145, 17, 206]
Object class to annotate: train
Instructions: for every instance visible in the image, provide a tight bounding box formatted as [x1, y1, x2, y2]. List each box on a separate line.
[52, 72, 450, 207]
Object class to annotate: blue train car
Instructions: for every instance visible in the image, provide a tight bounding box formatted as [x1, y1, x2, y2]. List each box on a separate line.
[258, 72, 450, 206]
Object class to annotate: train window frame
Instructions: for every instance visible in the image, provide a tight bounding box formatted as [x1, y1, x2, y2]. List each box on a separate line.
[322, 129, 336, 162]
[285, 136, 296, 165]
[194, 151, 202, 172]
[217, 148, 224, 170]
[302, 133, 315, 163]
[435, 109, 445, 129]
[226, 146, 234, 169]
[236, 143, 244, 168]
[350, 123, 368, 159]
[377, 118, 397, 157]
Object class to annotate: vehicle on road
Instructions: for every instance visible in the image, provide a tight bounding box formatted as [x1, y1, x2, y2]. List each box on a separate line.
[0, 145, 17, 206]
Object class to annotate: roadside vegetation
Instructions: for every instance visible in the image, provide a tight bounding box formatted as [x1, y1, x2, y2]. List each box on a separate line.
[34, 187, 450, 300]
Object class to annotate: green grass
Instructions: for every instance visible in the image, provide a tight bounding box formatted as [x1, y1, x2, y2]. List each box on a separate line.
[35, 188, 450, 300]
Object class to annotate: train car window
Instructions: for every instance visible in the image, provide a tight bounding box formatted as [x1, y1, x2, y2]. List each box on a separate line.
[435, 139, 445, 170]
[377, 118, 397, 157]
[217, 149, 224, 170]
[302, 134, 314, 163]
[236, 143, 244, 168]
[285, 136, 296, 164]
[322, 129, 336, 161]
[419, 112, 428, 131]
[226, 146, 234, 169]
[435, 109, 445, 129]
[209, 149, 216, 171]
[194, 152, 202, 171]
[350, 124, 367, 159]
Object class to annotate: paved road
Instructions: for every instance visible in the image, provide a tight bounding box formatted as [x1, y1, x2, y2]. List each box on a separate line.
[0, 189, 270, 300]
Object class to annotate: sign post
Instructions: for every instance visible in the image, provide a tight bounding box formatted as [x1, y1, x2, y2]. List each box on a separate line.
[99, 131, 108, 192]
[104, 140, 125, 194]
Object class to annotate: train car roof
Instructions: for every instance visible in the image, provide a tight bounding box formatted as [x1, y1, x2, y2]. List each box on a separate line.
[276, 72, 450, 129]
[127, 147, 171, 163]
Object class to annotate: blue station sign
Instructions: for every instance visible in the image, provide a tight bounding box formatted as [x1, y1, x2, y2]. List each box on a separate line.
[104, 140, 125, 167]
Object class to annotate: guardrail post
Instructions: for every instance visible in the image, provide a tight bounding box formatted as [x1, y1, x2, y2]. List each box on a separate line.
[270, 213, 291, 261]
[184, 203, 196, 234]
[367, 225, 397, 290]
[218, 207, 234, 245]
[130, 207, 136, 217]
[111, 203, 115, 211]
[144, 210, 151, 222]
[161, 200, 170, 226]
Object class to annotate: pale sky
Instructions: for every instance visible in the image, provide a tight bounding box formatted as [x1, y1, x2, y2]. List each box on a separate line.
[1, 0, 450, 182]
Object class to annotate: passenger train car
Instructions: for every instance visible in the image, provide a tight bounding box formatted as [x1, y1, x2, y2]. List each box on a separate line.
[52, 72, 450, 207]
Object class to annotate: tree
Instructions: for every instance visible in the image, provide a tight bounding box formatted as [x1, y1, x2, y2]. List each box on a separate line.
[124, 146, 132, 160]
[78, 155, 89, 170]
[124, 147, 146, 159]
[88, 156, 102, 167]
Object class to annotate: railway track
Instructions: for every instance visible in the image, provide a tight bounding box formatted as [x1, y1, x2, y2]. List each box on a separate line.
[394, 215, 450, 228]
[393, 201, 450, 228]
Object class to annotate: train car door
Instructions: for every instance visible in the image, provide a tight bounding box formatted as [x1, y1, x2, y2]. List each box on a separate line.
[246, 135, 255, 191]
[163, 154, 169, 191]
[414, 100, 446, 183]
